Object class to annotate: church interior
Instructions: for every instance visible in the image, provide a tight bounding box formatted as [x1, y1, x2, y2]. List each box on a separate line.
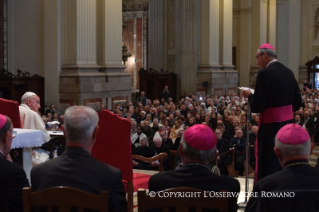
[0, 0, 318, 110]
[1, 1, 319, 211]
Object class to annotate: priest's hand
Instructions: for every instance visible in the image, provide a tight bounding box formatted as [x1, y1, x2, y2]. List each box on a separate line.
[241, 89, 251, 98]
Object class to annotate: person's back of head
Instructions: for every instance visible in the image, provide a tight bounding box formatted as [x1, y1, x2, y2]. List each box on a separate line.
[0, 115, 13, 157]
[275, 124, 312, 167]
[64, 106, 99, 146]
[180, 125, 217, 164]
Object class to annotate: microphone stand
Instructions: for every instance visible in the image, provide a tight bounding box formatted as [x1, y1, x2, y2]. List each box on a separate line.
[238, 73, 258, 211]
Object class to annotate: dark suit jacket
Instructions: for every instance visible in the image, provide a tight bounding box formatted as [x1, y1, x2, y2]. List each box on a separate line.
[31, 147, 127, 212]
[148, 143, 170, 170]
[231, 137, 246, 155]
[0, 155, 29, 212]
[149, 164, 240, 212]
[246, 161, 319, 212]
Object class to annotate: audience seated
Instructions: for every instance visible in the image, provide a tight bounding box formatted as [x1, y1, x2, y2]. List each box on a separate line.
[147, 136, 170, 171]
[0, 115, 29, 212]
[246, 124, 319, 212]
[148, 125, 240, 212]
[131, 126, 147, 147]
[231, 129, 246, 176]
[159, 131, 173, 150]
[132, 136, 149, 169]
[215, 129, 232, 175]
[31, 106, 127, 212]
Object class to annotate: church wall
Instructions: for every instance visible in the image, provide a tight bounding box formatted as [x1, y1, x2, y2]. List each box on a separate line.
[7, 0, 44, 76]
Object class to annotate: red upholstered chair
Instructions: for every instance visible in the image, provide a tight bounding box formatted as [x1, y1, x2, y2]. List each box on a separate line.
[92, 110, 166, 212]
[0, 98, 21, 128]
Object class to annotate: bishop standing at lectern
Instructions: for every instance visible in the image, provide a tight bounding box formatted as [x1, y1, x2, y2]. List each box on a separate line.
[241, 43, 302, 182]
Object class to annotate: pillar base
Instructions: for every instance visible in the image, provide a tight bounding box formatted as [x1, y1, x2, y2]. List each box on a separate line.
[197, 66, 239, 96]
[59, 65, 132, 111]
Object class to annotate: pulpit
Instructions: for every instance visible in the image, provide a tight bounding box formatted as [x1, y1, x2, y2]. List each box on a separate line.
[139, 68, 177, 101]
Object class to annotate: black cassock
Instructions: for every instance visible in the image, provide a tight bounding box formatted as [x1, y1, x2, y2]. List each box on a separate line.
[245, 161, 319, 212]
[248, 61, 302, 182]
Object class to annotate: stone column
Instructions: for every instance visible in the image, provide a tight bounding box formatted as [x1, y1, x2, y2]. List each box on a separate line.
[220, 0, 234, 71]
[238, 0, 252, 87]
[148, 0, 165, 71]
[250, 0, 269, 81]
[277, 0, 301, 78]
[220, 0, 238, 93]
[175, 0, 199, 96]
[198, 0, 223, 95]
[59, 0, 131, 109]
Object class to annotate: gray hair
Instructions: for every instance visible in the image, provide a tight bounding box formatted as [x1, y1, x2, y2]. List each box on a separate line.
[0, 116, 12, 140]
[258, 48, 277, 59]
[181, 135, 216, 163]
[64, 106, 99, 143]
[275, 136, 311, 158]
[153, 136, 162, 143]
[21, 95, 36, 104]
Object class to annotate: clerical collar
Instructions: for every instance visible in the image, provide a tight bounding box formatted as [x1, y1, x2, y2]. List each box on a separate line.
[20, 103, 30, 110]
[283, 159, 310, 169]
[266, 59, 278, 67]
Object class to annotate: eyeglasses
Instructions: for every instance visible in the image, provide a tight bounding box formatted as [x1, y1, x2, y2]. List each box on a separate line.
[255, 52, 265, 60]
[9, 130, 17, 138]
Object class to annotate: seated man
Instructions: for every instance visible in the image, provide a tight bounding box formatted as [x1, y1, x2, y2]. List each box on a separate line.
[159, 131, 173, 150]
[231, 129, 246, 176]
[0, 115, 29, 212]
[31, 106, 127, 212]
[246, 124, 319, 212]
[215, 129, 232, 175]
[18, 92, 50, 181]
[147, 136, 170, 171]
[149, 125, 240, 212]
[132, 136, 149, 169]
[131, 126, 147, 147]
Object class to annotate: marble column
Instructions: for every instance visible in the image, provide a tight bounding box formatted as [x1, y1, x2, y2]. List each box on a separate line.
[277, 0, 301, 78]
[238, 0, 252, 87]
[198, 0, 223, 95]
[220, 0, 238, 93]
[220, 0, 234, 71]
[148, 0, 165, 71]
[59, 0, 131, 109]
[250, 0, 269, 80]
[175, 0, 199, 96]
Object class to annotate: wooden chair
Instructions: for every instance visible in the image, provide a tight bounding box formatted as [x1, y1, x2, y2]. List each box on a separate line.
[22, 186, 108, 212]
[169, 150, 177, 170]
[92, 110, 166, 212]
[227, 148, 239, 177]
[0, 98, 23, 165]
[132, 153, 167, 172]
[0, 98, 21, 128]
[138, 188, 229, 212]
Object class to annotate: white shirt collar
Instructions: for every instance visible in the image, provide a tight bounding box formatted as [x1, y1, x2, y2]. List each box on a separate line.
[266, 59, 278, 67]
[20, 103, 31, 110]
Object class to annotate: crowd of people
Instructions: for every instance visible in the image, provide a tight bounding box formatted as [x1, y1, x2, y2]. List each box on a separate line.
[1, 84, 319, 211]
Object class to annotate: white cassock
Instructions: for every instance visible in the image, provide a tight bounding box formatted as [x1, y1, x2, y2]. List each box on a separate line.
[19, 104, 50, 182]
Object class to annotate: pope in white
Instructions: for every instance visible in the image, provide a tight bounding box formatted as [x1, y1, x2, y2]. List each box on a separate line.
[19, 92, 50, 181]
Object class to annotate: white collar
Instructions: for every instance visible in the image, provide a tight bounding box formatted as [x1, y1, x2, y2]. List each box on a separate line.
[266, 59, 278, 67]
[20, 103, 31, 110]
